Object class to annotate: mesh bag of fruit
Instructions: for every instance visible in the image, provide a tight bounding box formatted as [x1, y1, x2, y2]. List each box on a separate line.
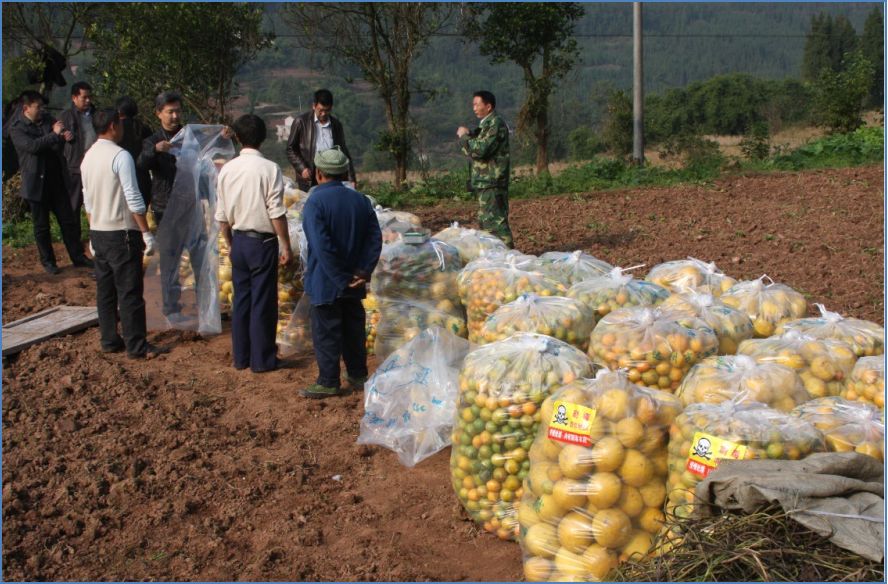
[792, 397, 884, 461]
[666, 399, 825, 518]
[479, 293, 595, 351]
[842, 356, 884, 409]
[589, 307, 719, 392]
[538, 250, 614, 287]
[433, 222, 508, 263]
[567, 268, 670, 320]
[675, 354, 810, 412]
[371, 238, 465, 360]
[458, 258, 566, 344]
[450, 333, 594, 540]
[660, 292, 754, 355]
[644, 257, 737, 297]
[358, 327, 472, 467]
[518, 369, 681, 582]
[737, 330, 856, 399]
[719, 275, 807, 337]
[775, 304, 885, 358]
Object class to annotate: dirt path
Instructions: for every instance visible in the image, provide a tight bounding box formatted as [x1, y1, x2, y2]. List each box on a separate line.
[2, 164, 883, 581]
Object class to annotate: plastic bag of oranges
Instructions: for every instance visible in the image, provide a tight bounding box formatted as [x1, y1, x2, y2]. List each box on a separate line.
[538, 250, 614, 287]
[363, 293, 379, 355]
[567, 268, 670, 319]
[375, 206, 422, 243]
[479, 293, 595, 351]
[720, 276, 807, 337]
[458, 258, 566, 344]
[775, 304, 884, 358]
[666, 400, 825, 518]
[675, 355, 810, 412]
[433, 222, 508, 263]
[645, 257, 737, 297]
[450, 333, 594, 541]
[660, 292, 754, 355]
[588, 307, 719, 392]
[371, 237, 465, 360]
[738, 330, 856, 399]
[842, 356, 884, 409]
[518, 369, 681, 582]
[278, 293, 312, 356]
[792, 397, 883, 461]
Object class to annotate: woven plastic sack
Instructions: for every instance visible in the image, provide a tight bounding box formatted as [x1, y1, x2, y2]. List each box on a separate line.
[479, 293, 595, 351]
[458, 258, 566, 344]
[842, 356, 884, 409]
[661, 291, 754, 355]
[667, 399, 826, 518]
[433, 221, 508, 263]
[775, 304, 885, 358]
[675, 354, 810, 412]
[567, 267, 669, 319]
[645, 257, 737, 297]
[450, 333, 594, 540]
[144, 125, 234, 334]
[719, 275, 807, 337]
[538, 250, 614, 287]
[738, 330, 856, 399]
[371, 238, 465, 359]
[589, 306, 719, 392]
[358, 327, 472, 467]
[792, 397, 884, 461]
[518, 369, 681, 581]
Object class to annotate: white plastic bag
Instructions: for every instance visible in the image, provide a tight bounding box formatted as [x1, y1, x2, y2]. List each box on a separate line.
[358, 327, 472, 467]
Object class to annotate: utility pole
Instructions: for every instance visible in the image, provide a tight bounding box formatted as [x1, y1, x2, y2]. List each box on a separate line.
[633, 2, 644, 166]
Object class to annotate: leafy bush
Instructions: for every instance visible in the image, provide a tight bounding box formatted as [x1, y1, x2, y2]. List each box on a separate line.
[602, 90, 633, 157]
[812, 50, 875, 134]
[567, 126, 605, 161]
[771, 125, 883, 169]
[2, 173, 29, 223]
[739, 121, 772, 161]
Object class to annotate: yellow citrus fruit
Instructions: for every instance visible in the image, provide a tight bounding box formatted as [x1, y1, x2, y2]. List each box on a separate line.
[638, 481, 667, 508]
[617, 485, 645, 518]
[582, 544, 618, 580]
[620, 530, 653, 561]
[559, 445, 596, 479]
[638, 507, 665, 534]
[541, 436, 564, 460]
[557, 511, 596, 553]
[590, 436, 625, 472]
[552, 478, 589, 510]
[553, 547, 588, 578]
[592, 508, 633, 549]
[586, 472, 623, 509]
[517, 499, 542, 529]
[536, 494, 566, 523]
[598, 388, 630, 420]
[524, 522, 559, 559]
[615, 417, 646, 448]
[619, 449, 654, 487]
[524, 557, 553, 582]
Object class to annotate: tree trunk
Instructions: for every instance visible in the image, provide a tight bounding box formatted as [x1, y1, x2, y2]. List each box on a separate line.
[535, 105, 549, 175]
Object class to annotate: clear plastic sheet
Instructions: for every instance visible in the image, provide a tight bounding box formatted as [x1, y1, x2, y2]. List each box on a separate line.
[792, 396, 884, 461]
[775, 303, 885, 358]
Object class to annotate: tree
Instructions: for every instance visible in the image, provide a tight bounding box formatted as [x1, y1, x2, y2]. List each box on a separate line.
[87, 3, 271, 123]
[860, 8, 884, 107]
[282, 3, 452, 189]
[462, 3, 584, 175]
[2, 3, 99, 96]
[802, 13, 859, 82]
[812, 51, 874, 133]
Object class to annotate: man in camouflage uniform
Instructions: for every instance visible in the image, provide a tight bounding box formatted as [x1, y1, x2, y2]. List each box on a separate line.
[457, 90, 513, 248]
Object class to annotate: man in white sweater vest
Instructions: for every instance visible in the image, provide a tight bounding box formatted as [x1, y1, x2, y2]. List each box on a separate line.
[81, 109, 167, 359]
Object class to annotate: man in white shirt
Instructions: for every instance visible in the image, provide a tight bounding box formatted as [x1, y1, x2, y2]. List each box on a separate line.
[216, 114, 292, 373]
[82, 109, 167, 359]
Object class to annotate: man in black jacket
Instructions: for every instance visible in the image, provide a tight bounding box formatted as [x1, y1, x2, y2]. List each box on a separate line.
[137, 91, 182, 225]
[285, 89, 356, 193]
[59, 81, 96, 217]
[9, 90, 92, 274]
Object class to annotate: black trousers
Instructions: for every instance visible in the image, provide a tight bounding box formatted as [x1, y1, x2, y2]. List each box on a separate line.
[310, 297, 367, 387]
[29, 171, 85, 268]
[68, 172, 84, 216]
[91, 229, 148, 357]
[230, 232, 279, 372]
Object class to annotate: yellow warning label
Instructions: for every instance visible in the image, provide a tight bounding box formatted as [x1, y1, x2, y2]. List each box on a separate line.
[686, 432, 749, 478]
[547, 401, 597, 447]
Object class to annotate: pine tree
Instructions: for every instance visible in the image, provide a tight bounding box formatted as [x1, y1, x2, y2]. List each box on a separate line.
[860, 8, 884, 106]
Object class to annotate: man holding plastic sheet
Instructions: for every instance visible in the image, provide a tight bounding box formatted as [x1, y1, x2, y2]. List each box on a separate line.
[301, 147, 382, 399]
[457, 90, 514, 249]
[216, 115, 292, 373]
[286, 89, 357, 193]
[81, 109, 166, 359]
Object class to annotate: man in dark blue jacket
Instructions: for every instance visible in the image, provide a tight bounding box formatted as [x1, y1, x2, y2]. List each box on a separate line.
[301, 147, 382, 398]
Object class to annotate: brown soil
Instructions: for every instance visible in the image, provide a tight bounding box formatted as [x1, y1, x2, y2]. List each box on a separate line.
[2, 164, 883, 581]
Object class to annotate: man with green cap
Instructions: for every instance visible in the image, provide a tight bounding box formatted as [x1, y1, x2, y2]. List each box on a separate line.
[301, 147, 382, 398]
[457, 90, 514, 248]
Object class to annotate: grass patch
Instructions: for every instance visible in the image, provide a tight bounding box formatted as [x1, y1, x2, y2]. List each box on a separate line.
[2, 212, 90, 248]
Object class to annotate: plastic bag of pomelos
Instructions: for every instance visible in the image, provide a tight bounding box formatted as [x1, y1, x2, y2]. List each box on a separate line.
[450, 333, 594, 541]
[518, 369, 681, 582]
[775, 303, 884, 358]
[588, 306, 719, 392]
[666, 399, 825, 518]
[645, 257, 736, 297]
[842, 356, 884, 409]
[433, 222, 508, 263]
[737, 330, 856, 399]
[792, 396, 883, 461]
[719, 275, 807, 337]
[675, 354, 811, 412]
[538, 250, 614, 287]
[479, 293, 595, 352]
[567, 268, 670, 320]
[660, 291, 754, 355]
